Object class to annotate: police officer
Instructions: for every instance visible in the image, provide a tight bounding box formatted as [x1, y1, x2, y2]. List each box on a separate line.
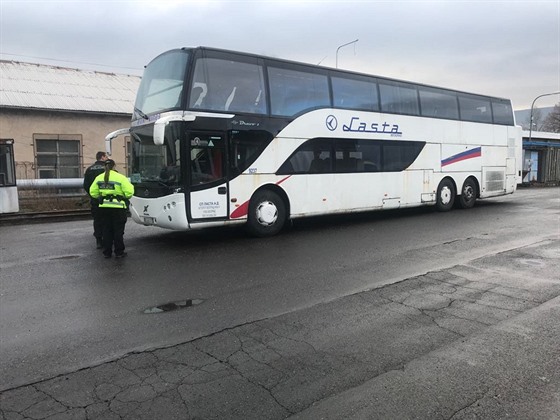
[89, 159, 134, 258]
[83, 151, 108, 248]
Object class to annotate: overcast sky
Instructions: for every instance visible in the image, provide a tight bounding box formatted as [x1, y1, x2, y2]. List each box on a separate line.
[1, 0, 559, 110]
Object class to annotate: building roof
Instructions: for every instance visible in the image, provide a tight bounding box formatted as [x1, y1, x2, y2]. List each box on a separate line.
[0, 60, 141, 115]
[522, 130, 560, 140]
[522, 130, 560, 148]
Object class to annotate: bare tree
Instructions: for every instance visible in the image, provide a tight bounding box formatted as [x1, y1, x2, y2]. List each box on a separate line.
[541, 102, 560, 133]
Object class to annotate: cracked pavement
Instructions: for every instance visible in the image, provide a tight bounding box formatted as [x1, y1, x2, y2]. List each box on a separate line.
[2, 238, 559, 419]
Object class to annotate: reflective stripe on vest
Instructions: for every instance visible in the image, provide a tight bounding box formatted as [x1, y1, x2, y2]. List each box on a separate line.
[97, 180, 127, 209]
[99, 197, 127, 209]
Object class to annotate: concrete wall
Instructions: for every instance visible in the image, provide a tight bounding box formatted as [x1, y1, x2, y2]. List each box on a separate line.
[0, 108, 132, 179]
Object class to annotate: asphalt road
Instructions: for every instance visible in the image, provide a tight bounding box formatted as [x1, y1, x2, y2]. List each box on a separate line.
[1, 187, 559, 418]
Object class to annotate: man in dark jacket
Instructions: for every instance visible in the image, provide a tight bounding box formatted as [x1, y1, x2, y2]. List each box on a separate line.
[83, 151, 108, 248]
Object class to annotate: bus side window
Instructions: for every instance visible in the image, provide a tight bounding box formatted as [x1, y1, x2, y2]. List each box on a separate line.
[379, 82, 420, 116]
[458, 95, 492, 123]
[268, 67, 329, 116]
[277, 140, 332, 175]
[309, 152, 328, 173]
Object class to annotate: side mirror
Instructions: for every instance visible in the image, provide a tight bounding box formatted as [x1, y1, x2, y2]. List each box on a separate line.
[105, 128, 130, 156]
[154, 114, 196, 145]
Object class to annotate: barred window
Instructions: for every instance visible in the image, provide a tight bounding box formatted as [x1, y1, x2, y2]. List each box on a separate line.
[35, 135, 81, 178]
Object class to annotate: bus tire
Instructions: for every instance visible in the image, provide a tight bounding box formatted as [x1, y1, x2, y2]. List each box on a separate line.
[458, 178, 477, 209]
[436, 178, 455, 212]
[247, 190, 286, 237]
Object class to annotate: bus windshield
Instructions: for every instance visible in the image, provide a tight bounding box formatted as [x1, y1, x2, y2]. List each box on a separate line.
[133, 50, 189, 117]
[130, 129, 181, 187]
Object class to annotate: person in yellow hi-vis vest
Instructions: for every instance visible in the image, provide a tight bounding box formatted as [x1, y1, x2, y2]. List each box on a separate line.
[89, 159, 134, 258]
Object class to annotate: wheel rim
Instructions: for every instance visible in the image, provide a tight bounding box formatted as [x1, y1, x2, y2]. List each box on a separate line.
[463, 184, 475, 201]
[440, 186, 452, 205]
[256, 201, 278, 226]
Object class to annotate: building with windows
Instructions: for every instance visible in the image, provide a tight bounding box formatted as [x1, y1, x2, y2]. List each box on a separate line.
[522, 130, 560, 184]
[0, 60, 140, 180]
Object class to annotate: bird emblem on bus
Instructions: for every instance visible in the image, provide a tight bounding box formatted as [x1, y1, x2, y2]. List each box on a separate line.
[326, 115, 338, 131]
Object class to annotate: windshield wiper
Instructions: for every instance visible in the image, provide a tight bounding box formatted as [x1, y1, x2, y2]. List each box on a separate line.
[134, 107, 150, 120]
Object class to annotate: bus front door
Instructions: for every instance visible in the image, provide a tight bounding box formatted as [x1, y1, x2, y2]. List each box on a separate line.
[187, 132, 229, 221]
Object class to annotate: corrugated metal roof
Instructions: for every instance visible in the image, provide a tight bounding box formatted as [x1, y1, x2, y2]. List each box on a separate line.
[0, 60, 141, 114]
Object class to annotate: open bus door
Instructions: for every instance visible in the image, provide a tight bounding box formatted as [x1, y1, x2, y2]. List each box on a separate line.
[0, 139, 19, 214]
[187, 131, 229, 221]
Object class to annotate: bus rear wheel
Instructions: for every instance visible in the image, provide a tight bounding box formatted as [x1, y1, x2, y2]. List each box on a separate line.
[436, 179, 455, 211]
[458, 178, 477, 209]
[247, 190, 286, 237]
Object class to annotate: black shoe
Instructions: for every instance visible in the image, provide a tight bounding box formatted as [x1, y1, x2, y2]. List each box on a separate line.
[96, 239, 103, 249]
[115, 252, 127, 258]
[103, 253, 112, 258]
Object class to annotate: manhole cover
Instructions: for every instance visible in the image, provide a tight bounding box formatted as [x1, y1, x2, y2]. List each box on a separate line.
[144, 299, 203, 314]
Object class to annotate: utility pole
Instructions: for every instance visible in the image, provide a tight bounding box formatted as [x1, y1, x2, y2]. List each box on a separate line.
[529, 92, 560, 142]
[336, 39, 359, 69]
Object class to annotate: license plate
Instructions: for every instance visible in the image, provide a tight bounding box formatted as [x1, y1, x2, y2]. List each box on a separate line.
[143, 216, 155, 225]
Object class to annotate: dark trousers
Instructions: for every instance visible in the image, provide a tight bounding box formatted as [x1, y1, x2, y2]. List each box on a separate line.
[100, 208, 128, 256]
[90, 201, 103, 240]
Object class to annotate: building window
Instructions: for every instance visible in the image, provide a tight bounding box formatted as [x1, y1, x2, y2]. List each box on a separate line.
[35, 135, 81, 178]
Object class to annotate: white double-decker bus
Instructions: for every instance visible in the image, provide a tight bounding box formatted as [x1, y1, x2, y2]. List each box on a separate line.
[106, 47, 522, 236]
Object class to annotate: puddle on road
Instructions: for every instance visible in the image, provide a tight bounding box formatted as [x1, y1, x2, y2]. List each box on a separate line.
[144, 299, 204, 314]
[518, 258, 546, 267]
[50, 255, 80, 260]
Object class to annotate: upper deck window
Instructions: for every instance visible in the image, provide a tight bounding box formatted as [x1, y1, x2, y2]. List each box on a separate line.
[332, 76, 379, 112]
[419, 87, 459, 120]
[459, 95, 492, 123]
[268, 67, 330, 116]
[491, 99, 514, 125]
[379, 82, 420, 116]
[190, 58, 267, 114]
[135, 50, 189, 116]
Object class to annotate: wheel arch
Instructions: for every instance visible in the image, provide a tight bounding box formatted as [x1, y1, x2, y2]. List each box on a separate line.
[468, 175, 481, 199]
[456, 175, 480, 198]
[440, 175, 457, 193]
[251, 183, 291, 221]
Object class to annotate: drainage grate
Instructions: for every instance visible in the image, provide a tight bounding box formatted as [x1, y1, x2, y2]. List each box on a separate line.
[144, 299, 204, 314]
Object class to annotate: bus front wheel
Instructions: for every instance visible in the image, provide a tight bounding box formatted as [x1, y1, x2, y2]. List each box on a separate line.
[436, 179, 455, 211]
[458, 178, 477, 209]
[247, 190, 286, 237]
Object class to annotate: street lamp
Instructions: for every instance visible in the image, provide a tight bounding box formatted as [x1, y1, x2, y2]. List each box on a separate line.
[528, 91, 560, 142]
[336, 39, 359, 69]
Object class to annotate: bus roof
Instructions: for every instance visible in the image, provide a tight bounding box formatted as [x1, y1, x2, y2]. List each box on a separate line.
[155, 46, 512, 104]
